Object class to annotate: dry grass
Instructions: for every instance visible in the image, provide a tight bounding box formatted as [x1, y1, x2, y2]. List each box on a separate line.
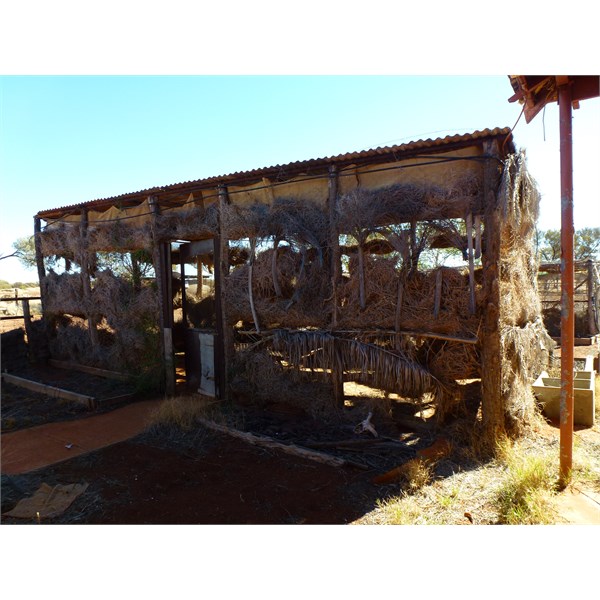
[353, 415, 600, 525]
[494, 437, 557, 524]
[147, 395, 217, 431]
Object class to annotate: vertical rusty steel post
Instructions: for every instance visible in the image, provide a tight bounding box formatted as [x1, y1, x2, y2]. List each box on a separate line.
[558, 80, 574, 484]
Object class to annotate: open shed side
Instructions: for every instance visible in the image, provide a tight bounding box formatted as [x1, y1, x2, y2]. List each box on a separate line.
[33, 128, 552, 445]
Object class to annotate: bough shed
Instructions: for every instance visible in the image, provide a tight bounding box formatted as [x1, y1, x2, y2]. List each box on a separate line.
[33, 127, 553, 446]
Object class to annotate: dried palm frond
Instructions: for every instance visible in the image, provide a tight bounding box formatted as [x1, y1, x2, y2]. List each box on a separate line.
[271, 329, 441, 400]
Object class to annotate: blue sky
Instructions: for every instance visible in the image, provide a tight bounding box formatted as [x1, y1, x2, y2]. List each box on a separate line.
[1, 74, 599, 282]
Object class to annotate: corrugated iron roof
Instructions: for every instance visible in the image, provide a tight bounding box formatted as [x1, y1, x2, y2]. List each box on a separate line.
[37, 127, 512, 219]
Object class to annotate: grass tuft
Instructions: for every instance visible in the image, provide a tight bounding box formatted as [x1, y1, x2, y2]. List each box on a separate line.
[494, 438, 557, 524]
[148, 395, 215, 432]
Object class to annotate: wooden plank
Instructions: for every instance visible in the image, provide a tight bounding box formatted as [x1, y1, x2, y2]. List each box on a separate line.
[199, 332, 216, 397]
[47, 359, 134, 382]
[1, 373, 96, 408]
[333, 329, 479, 344]
[180, 239, 215, 261]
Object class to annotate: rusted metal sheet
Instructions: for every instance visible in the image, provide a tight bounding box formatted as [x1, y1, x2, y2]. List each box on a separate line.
[509, 75, 599, 123]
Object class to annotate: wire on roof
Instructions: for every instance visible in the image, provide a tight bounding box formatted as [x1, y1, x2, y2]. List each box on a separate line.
[40, 154, 501, 230]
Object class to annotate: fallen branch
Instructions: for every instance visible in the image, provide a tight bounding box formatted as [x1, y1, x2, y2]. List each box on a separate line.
[196, 417, 368, 470]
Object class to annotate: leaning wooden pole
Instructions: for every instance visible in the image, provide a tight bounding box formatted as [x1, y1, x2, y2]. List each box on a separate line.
[248, 237, 261, 333]
[558, 80, 575, 485]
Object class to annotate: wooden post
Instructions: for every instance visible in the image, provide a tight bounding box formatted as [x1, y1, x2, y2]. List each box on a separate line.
[248, 237, 261, 333]
[149, 195, 176, 396]
[33, 217, 46, 313]
[216, 184, 234, 401]
[433, 269, 443, 318]
[21, 297, 31, 325]
[196, 257, 204, 299]
[180, 251, 187, 329]
[409, 219, 418, 274]
[328, 165, 344, 406]
[474, 214, 482, 260]
[479, 141, 505, 445]
[587, 259, 598, 336]
[394, 280, 404, 332]
[80, 209, 99, 347]
[131, 252, 141, 293]
[357, 240, 366, 310]
[328, 165, 341, 327]
[271, 238, 283, 298]
[466, 212, 476, 314]
[21, 298, 34, 349]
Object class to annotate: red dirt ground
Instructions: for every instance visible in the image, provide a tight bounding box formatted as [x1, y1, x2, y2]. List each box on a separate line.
[1, 403, 403, 525]
[2, 324, 599, 525]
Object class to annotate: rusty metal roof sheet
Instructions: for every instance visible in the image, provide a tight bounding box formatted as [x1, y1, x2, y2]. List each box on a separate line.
[37, 127, 512, 219]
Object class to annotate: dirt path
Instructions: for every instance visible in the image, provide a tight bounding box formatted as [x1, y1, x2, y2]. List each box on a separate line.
[1, 399, 163, 475]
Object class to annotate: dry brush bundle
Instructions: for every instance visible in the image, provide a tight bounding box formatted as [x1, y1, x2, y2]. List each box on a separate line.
[269, 198, 329, 264]
[496, 151, 542, 326]
[43, 271, 86, 316]
[230, 346, 338, 419]
[88, 220, 153, 253]
[91, 270, 159, 333]
[221, 202, 271, 240]
[224, 244, 330, 329]
[499, 151, 540, 255]
[39, 223, 81, 258]
[500, 317, 553, 429]
[338, 259, 475, 336]
[426, 339, 481, 382]
[338, 255, 399, 328]
[47, 315, 118, 369]
[155, 203, 218, 242]
[337, 176, 480, 233]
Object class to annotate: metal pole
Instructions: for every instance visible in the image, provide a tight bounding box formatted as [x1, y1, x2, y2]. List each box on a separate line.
[558, 80, 574, 485]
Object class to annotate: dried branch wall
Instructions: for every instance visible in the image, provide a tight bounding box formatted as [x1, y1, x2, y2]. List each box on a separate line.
[35, 144, 551, 438]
